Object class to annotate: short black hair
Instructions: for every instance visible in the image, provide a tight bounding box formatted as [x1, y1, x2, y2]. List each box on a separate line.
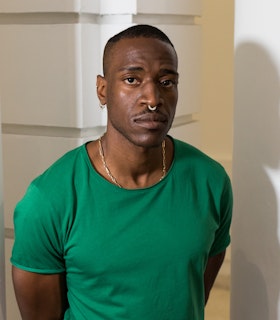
[102, 24, 175, 75]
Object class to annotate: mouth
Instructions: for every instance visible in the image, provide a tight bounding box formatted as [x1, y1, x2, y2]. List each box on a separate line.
[133, 113, 168, 130]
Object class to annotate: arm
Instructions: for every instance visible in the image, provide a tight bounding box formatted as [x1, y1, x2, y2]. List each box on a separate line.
[12, 266, 68, 320]
[204, 250, 226, 305]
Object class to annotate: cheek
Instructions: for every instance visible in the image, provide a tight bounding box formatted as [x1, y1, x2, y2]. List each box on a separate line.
[115, 90, 140, 113]
[171, 87, 178, 101]
[118, 88, 139, 101]
[107, 86, 132, 107]
[166, 91, 178, 109]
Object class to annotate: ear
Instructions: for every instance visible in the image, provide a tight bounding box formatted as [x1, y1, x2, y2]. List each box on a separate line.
[96, 75, 107, 105]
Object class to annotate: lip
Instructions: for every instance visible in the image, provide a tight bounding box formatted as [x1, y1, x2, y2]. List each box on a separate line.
[133, 113, 167, 130]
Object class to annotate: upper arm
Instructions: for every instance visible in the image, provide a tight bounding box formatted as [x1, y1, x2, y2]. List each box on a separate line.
[12, 266, 68, 320]
[204, 250, 226, 304]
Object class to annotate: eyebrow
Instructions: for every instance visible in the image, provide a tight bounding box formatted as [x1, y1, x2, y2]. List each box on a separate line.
[118, 66, 144, 73]
[118, 66, 179, 76]
[159, 69, 179, 76]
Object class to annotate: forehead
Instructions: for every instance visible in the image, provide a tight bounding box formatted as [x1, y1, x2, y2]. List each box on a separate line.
[106, 37, 178, 73]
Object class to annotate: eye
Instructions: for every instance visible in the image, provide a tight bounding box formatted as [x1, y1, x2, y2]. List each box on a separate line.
[160, 79, 177, 88]
[124, 77, 139, 85]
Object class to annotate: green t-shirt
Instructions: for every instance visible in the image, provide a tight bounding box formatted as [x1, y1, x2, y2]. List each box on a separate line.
[11, 138, 232, 320]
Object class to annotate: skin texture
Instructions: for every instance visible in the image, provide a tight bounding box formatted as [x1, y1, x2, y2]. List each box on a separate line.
[91, 37, 180, 189]
[12, 268, 68, 319]
[98, 37, 179, 149]
[12, 36, 226, 318]
[204, 251, 226, 304]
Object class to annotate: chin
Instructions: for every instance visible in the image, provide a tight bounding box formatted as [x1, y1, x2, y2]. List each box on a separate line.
[132, 134, 167, 148]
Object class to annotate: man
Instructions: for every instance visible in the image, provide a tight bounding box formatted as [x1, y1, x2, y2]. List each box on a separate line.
[11, 24, 232, 319]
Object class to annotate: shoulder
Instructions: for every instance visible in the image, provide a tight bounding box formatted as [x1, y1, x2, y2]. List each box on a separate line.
[33, 144, 88, 188]
[173, 138, 226, 173]
[43, 143, 87, 173]
[172, 137, 231, 192]
[19, 143, 89, 211]
[14, 144, 90, 229]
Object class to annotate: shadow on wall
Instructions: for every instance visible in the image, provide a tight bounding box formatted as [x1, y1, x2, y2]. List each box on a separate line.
[231, 42, 280, 320]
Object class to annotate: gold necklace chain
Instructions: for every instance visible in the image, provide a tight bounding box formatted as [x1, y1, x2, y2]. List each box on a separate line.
[98, 136, 166, 188]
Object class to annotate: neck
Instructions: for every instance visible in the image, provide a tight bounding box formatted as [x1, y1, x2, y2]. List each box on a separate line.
[98, 134, 169, 189]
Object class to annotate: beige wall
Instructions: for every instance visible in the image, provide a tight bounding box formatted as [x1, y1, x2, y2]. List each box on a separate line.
[198, 0, 234, 176]
[199, 0, 234, 293]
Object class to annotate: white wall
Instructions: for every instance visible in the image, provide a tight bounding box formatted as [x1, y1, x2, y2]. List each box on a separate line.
[0, 2, 236, 318]
[231, 0, 280, 319]
[0, 1, 203, 318]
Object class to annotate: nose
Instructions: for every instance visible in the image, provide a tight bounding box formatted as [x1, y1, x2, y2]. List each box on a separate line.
[142, 80, 162, 108]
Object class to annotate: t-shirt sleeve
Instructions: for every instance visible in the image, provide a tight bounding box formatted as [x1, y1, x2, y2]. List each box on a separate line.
[209, 174, 233, 257]
[11, 183, 66, 274]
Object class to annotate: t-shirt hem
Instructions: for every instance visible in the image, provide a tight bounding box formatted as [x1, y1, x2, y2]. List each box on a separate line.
[209, 237, 231, 257]
[11, 259, 65, 274]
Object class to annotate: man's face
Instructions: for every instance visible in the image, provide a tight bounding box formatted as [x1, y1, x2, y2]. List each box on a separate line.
[98, 37, 179, 148]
